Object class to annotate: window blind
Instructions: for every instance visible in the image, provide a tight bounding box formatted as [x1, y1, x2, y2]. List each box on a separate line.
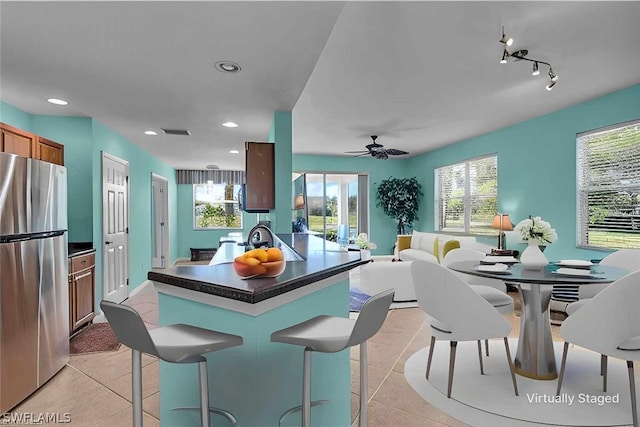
[577, 120, 640, 249]
[435, 155, 497, 234]
[177, 170, 245, 185]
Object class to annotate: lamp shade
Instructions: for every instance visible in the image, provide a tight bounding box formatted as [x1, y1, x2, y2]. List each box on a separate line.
[294, 194, 304, 209]
[492, 214, 513, 231]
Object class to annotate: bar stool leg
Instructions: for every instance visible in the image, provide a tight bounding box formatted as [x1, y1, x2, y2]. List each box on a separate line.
[199, 360, 211, 427]
[359, 342, 368, 427]
[302, 348, 312, 427]
[132, 349, 143, 427]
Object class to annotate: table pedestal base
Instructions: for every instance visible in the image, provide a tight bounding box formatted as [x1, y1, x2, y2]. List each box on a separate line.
[514, 283, 557, 380]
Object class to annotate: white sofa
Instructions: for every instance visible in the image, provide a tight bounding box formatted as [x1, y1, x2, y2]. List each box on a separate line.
[396, 231, 494, 263]
[359, 257, 416, 301]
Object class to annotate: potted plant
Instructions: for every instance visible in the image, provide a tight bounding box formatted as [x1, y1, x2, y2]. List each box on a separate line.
[375, 177, 424, 234]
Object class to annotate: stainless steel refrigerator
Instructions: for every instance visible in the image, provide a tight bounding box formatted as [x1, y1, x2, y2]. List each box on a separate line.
[0, 152, 69, 412]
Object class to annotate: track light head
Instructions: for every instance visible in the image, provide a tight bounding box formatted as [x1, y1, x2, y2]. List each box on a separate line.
[499, 27, 514, 47]
[546, 80, 557, 91]
[500, 49, 510, 64]
[532, 62, 540, 76]
[548, 67, 558, 82]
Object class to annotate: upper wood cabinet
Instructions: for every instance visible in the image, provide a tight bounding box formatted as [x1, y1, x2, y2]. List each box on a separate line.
[0, 123, 64, 165]
[1, 123, 36, 158]
[245, 141, 275, 212]
[37, 136, 64, 166]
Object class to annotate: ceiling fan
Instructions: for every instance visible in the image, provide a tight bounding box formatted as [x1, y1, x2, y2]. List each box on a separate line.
[345, 135, 409, 160]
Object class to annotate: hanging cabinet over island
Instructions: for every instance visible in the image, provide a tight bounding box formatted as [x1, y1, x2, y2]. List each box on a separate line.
[148, 234, 365, 427]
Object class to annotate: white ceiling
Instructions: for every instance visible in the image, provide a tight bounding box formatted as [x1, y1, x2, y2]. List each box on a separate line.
[2, 2, 639, 171]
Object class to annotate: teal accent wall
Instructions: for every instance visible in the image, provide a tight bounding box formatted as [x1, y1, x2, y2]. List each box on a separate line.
[407, 84, 640, 261]
[91, 120, 178, 298]
[293, 155, 410, 255]
[0, 102, 178, 308]
[0, 102, 33, 131]
[271, 111, 293, 234]
[32, 115, 94, 242]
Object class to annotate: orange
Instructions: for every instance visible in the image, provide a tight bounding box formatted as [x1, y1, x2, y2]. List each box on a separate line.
[245, 248, 268, 263]
[234, 255, 261, 266]
[266, 247, 284, 262]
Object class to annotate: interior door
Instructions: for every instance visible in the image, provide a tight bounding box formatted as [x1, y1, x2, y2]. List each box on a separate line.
[102, 153, 129, 303]
[151, 173, 169, 268]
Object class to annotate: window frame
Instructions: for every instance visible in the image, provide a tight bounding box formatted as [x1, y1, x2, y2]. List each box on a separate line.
[434, 154, 498, 235]
[576, 119, 640, 250]
[192, 182, 243, 230]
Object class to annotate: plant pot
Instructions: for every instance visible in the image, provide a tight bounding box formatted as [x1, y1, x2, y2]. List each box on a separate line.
[360, 249, 371, 261]
[520, 240, 548, 271]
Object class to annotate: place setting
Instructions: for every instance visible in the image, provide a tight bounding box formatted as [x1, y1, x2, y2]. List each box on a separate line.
[549, 259, 605, 278]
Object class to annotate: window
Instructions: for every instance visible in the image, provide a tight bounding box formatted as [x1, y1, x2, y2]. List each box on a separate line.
[435, 155, 497, 234]
[577, 120, 640, 249]
[193, 182, 242, 229]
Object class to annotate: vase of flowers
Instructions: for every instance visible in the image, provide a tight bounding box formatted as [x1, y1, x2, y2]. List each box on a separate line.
[514, 216, 558, 271]
[355, 233, 376, 261]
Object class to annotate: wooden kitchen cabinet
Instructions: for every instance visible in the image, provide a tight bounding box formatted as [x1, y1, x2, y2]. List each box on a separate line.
[0, 122, 64, 165]
[68, 252, 96, 335]
[37, 136, 64, 166]
[244, 141, 275, 212]
[0, 122, 37, 158]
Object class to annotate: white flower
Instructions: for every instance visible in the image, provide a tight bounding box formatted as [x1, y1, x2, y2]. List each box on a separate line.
[514, 216, 558, 244]
[355, 233, 377, 250]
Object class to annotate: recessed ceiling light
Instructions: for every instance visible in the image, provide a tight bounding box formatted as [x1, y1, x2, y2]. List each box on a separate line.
[47, 98, 68, 106]
[214, 61, 241, 73]
[144, 130, 158, 135]
[229, 150, 239, 154]
[222, 122, 239, 128]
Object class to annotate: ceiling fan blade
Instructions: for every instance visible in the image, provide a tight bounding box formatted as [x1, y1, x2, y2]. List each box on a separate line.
[355, 152, 372, 158]
[386, 149, 409, 155]
[344, 150, 369, 154]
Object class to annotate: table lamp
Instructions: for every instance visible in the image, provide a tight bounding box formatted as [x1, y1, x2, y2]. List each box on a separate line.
[492, 213, 513, 251]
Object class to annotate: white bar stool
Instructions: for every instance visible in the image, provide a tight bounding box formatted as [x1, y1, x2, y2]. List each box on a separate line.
[271, 289, 394, 427]
[100, 301, 243, 427]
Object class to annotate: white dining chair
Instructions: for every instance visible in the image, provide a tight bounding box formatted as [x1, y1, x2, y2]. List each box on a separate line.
[411, 260, 519, 398]
[556, 269, 640, 427]
[442, 248, 514, 356]
[566, 249, 640, 316]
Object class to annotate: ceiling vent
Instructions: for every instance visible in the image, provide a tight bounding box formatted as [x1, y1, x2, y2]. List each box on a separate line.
[205, 164, 220, 170]
[161, 128, 191, 136]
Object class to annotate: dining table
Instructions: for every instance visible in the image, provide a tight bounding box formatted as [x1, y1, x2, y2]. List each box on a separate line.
[448, 260, 629, 380]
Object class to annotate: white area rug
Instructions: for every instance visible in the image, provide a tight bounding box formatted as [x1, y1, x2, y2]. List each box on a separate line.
[405, 339, 636, 427]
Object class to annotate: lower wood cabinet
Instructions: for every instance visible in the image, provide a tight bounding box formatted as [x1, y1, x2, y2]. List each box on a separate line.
[69, 252, 96, 335]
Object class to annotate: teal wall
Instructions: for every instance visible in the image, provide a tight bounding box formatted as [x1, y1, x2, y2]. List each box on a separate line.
[32, 116, 94, 242]
[292, 155, 409, 255]
[1, 103, 33, 130]
[407, 84, 640, 261]
[0, 102, 178, 307]
[90, 121, 177, 298]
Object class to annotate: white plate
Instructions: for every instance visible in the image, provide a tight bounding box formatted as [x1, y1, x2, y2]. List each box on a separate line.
[556, 259, 593, 268]
[475, 263, 510, 273]
[482, 256, 519, 264]
[552, 267, 595, 277]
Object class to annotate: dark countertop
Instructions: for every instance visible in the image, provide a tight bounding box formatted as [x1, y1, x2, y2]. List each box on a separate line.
[68, 242, 95, 258]
[148, 234, 367, 304]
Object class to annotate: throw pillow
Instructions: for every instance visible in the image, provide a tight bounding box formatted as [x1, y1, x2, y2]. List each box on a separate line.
[442, 239, 461, 260]
[433, 237, 440, 263]
[410, 231, 423, 250]
[397, 235, 412, 252]
[418, 232, 437, 254]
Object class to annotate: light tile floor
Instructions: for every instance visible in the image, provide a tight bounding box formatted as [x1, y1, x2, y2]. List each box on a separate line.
[14, 285, 561, 426]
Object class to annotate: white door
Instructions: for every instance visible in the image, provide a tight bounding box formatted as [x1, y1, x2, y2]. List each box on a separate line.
[151, 173, 169, 268]
[102, 153, 129, 303]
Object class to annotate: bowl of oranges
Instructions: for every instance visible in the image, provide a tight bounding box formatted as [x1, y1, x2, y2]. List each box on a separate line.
[233, 247, 285, 279]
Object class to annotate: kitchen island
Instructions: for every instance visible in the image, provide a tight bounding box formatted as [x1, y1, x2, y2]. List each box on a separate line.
[148, 234, 366, 427]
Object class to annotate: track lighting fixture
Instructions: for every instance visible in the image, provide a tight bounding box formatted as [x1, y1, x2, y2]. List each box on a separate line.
[498, 29, 559, 90]
[499, 27, 514, 47]
[500, 49, 509, 64]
